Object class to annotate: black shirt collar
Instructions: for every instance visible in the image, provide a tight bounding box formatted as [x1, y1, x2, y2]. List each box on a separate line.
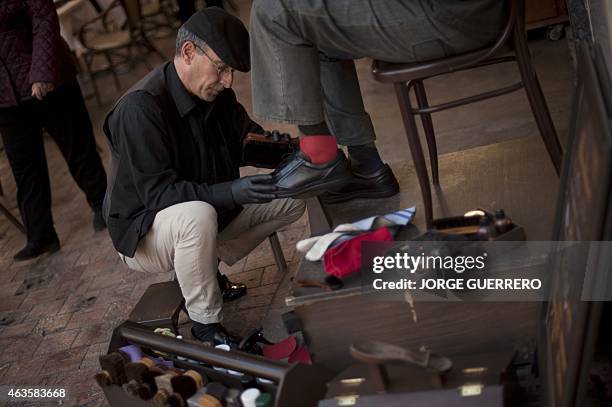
[166, 62, 197, 118]
[167, 62, 217, 119]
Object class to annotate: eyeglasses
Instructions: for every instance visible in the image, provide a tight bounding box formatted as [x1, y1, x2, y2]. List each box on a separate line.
[193, 43, 234, 77]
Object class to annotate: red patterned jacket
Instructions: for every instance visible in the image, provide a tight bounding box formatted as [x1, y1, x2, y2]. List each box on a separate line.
[0, 0, 77, 108]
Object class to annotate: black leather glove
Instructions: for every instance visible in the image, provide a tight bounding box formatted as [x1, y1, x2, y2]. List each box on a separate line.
[231, 174, 277, 204]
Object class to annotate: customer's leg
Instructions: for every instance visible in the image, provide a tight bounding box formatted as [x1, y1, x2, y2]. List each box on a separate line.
[319, 56, 376, 149]
[0, 104, 57, 245]
[250, 0, 431, 196]
[250, 0, 324, 126]
[41, 78, 107, 210]
[121, 201, 223, 324]
[250, 0, 438, 124]
[217, 198, 305, 265]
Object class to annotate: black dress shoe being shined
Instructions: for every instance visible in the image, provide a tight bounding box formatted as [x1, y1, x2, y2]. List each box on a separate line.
[271, 150, 352, 199]
[320, 164, 400, 204]
[217, 273, 247, 302]
[13, 237, 60, 262]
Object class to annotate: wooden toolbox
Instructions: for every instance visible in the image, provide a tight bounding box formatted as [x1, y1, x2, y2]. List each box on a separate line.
[101, 321, 333, 407]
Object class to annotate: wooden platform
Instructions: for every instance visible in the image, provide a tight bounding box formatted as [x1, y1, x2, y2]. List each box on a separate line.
[288, 135, 559, 371]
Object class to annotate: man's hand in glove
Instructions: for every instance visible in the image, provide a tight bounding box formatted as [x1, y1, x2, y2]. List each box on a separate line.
[231, 174, 277, 204]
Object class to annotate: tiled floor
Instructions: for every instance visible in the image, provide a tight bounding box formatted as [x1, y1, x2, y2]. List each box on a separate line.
[0, 2, 572, 406]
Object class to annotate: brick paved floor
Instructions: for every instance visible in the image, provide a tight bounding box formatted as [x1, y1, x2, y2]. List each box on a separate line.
[0, 9, 308, 406]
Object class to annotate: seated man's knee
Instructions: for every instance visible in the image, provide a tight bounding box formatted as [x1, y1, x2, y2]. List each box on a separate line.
[172, 201, 218, 236]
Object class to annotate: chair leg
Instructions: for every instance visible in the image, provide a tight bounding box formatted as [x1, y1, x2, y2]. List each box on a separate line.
[141, 32, 166, 61]
[513, 26, 562, 175]
[104, 52, 121, 91]
[138, 42, 154, 70]
[413, 80, 440, 187]
[268, 232, 287, 273]
[0, 201, 26, 234]
[394, 82, 434, 228]
[84, 54, 102, 106]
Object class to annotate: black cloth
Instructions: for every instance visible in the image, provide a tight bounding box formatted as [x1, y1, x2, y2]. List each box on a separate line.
[0, 78, 107, 243]
[184, 6, 250, 72]
[103, 62, 262, 257]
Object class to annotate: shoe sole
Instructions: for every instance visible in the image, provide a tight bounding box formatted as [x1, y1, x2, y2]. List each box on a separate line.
[321, 183, 400, 204]
[275, 174, 353, 199]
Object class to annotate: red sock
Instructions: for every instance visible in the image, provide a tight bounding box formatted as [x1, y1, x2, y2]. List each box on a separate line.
[299, 135, 338, 164]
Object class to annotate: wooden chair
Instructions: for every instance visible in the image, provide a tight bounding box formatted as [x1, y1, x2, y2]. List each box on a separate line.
[372, 0, 562, 228]
[78, 0, 165, 105]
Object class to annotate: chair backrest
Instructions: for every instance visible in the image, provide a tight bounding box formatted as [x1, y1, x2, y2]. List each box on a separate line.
[118, 0, 143, 30]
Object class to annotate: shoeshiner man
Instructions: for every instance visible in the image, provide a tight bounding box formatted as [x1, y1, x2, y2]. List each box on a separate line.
[102, 8, 305, 343]
[250, 0, 507, 202]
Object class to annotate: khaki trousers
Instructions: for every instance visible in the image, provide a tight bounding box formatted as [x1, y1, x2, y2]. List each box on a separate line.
[120, 198, 305, 324]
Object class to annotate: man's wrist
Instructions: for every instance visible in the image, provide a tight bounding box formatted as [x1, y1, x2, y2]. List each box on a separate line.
[208, 181, 236, 208]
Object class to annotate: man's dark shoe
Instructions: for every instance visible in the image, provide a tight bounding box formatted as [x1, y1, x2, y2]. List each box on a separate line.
[92, 207, 106, 232]
[13, 237, 60, 261]
[271, 150, 352, 198]
[191, 322, 240, 347]
[320, 164, 400, 204]
[217, 273, 247, 302]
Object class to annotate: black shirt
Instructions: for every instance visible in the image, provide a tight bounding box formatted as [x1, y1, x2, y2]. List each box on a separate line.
[102, 62, 262, 256]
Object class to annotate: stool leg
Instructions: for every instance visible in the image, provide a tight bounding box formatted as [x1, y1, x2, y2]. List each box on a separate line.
[394, 82, 433, 228]
[306, 196, 333, 236]
[269, 232, 287, 273]
[413, 80, 440, 187]
[513, 26, 562, 175]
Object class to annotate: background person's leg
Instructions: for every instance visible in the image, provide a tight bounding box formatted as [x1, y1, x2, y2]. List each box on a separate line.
[217, 198, 305, 265]
[0, 104, 59, 259]
[121, 201, 223, 325]
[40, 78, 107, 224]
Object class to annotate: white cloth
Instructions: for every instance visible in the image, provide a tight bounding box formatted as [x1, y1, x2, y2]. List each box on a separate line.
[297, 207, 416, 261]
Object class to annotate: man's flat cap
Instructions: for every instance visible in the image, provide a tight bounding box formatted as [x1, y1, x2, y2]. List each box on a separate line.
[184, 7, 250, 72]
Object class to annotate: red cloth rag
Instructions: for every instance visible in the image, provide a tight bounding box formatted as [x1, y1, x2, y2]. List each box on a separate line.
[323, 227, 393, 278]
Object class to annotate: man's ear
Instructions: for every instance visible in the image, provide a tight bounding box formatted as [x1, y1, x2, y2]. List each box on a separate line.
[181, 41, 197, 65]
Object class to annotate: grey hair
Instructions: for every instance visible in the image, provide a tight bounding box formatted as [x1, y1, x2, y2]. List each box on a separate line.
[175, 26, 208, 56]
